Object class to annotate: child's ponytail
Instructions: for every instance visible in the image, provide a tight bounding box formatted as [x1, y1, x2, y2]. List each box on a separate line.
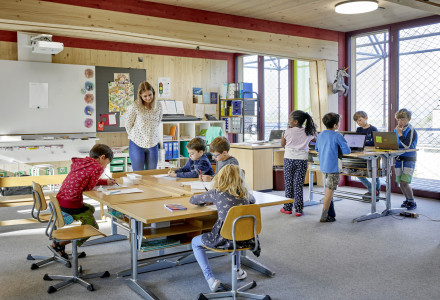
[304, 112, 317, 136]
[291, 110, 317, 136]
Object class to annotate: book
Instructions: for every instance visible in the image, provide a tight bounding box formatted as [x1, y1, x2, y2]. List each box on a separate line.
[140, 238, 181, 252]
[203, 92, 210, 104]
[164, 203, 187, 211]
[210, 92, 218, 104]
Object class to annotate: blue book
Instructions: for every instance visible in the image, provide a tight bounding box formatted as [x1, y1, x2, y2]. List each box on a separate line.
[203, 92, 210, 104]
[172, 141, 179, 159]
[210, 92, 218, 104]
[240, 82, 253, 98]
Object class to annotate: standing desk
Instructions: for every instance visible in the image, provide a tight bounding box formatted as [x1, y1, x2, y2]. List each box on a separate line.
[308, 148, 417, 222]
[84, 173, 292, 300]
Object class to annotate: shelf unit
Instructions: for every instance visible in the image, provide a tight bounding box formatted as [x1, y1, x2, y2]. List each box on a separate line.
[219, 91, 259, 142]
[159, 120, 226, 167]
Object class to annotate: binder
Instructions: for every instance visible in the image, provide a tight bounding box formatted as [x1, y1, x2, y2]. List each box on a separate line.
[173, 141, 179, 159]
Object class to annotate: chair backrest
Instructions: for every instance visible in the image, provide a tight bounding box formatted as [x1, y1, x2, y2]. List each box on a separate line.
[220, 204, 261, 241]
[32, 181, 47, 211]
[48, 195, 65, 229]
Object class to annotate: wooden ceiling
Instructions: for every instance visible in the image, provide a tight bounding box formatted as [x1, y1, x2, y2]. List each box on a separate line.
[144, 0, 437, 32]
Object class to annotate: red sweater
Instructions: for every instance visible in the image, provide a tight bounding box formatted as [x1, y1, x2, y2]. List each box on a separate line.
[57, 157, 108, 209]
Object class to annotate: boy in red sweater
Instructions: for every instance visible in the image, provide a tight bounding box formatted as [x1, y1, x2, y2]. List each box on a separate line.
[53, 144, 116, 257]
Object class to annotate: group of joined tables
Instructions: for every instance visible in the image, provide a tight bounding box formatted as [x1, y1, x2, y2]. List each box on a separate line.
[82, 147, 413, 299]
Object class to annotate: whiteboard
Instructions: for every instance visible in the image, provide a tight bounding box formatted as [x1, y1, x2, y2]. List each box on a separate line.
[0, 60, 96, 134]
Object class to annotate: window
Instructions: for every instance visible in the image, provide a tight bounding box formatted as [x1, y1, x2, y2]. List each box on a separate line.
[294, 60, 311, 113]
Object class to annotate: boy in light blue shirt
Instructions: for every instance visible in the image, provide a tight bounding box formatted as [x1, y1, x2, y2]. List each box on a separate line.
[316, 113, 351, 222]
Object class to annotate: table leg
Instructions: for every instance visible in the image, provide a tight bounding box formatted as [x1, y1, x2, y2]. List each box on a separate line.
[82, 216, 127, 246]
[381, 154, 405, 216]
[126, 218, 159, 300]
[305, 169, 320, 207]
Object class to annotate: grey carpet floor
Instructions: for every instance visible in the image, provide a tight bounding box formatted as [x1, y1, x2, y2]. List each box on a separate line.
[0, 186, 439, 300]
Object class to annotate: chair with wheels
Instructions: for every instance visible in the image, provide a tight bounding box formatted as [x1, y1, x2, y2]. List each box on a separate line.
[27, 181, 71, 270]
[43, 195, 110, 293]
[198, 204, 271, 300]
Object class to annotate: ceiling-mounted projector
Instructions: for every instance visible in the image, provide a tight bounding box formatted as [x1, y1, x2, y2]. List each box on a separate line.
[30, 34, 64, 55]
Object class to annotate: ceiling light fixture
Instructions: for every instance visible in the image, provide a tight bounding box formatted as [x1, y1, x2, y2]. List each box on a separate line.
[335, 0, 379, 14]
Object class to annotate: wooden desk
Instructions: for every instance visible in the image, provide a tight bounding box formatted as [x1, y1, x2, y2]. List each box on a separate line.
[229, 142, 283, 191]
[85, 171, 291, 300]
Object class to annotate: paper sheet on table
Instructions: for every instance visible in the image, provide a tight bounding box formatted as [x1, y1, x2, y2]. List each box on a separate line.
[181, 181, 212, 190]
[204, 104, 217, 115]
[101, 188, 143, 195]
[152, 174, 178, 180]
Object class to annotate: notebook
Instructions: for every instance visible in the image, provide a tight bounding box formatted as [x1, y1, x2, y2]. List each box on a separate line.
[373, 132, 400, 150]
[343, 132, 366, 152]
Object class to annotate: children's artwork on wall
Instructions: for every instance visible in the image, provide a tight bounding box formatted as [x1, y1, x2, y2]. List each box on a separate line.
[114, 73, 130, 84]
[84, 105, 94, 116]
[100, 114, 110, 126]
[193, 87, 203, 104]
[84, 118, 93, 128]
[84, 93, 94, 104]
[97, 121, 104, 131]
[108, 114, 117, 125]
[29, 82, 49, 109]
[108, 82, 134, 113]
[158, 77, 171, 99]
[85, 68, 94, 78]
[85, 81, 94, 91]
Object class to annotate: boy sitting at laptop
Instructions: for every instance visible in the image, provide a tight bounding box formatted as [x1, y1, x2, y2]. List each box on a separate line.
[353, 111, 381, 198]
[394, 108, 418, 210]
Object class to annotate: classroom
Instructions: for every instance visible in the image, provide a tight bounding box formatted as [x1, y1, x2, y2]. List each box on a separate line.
[0, 1, 439, 299]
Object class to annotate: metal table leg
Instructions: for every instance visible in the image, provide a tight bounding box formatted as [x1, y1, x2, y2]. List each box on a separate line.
[381, 154, 405, 216]
[305, 168, 320, 207]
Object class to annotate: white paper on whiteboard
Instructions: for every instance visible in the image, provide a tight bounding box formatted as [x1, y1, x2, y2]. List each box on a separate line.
[195, 104, 204, 119]
[175, 101, 185, 115]
[29, 82, 48, 108]
[119, 114, 126, 128]
[205, 104, 217, 115]
[108, 113, 117, 125]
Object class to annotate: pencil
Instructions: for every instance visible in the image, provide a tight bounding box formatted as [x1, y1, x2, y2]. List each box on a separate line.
[105, 174, 119, 186]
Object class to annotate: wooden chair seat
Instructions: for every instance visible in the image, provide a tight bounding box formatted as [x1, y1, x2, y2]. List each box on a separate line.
[52, 225, 105, 241]
[38, 213, 52, 222]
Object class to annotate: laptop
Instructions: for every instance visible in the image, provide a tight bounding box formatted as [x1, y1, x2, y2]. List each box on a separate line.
[269, 130, 284, 141]
[373, 132, 400, 150]
[343, 132, 366, 152]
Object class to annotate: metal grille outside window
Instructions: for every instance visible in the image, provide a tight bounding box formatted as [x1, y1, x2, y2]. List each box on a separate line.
[399, 23, 440, 191]
[263, 57, 289, 141]
[243, 55, 259, 142]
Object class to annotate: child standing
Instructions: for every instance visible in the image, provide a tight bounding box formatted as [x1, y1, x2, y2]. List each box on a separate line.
[353, 111, 381, 198]
[190, 165, 256, 292]
[316, 113, 351, 222]
[54, 144, 116, 257]
[394, 108, 418, 210]
[169, 137, 213, 178]
[280, 110, 317, 216]
[200, 136, 239, 182]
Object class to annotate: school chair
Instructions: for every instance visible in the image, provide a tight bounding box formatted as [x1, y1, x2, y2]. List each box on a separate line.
[43, 195, 110, 293]
[27, 182, 71, 270]
[198, 204, 271, 300]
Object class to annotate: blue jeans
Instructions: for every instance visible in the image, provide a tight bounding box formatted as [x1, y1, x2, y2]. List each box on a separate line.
[129, 141, 158, 171]
[358, 177, 381, 193]
[192, 235, 241, 281]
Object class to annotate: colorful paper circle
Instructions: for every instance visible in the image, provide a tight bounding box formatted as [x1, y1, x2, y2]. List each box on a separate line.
[84, 105, 94, 116]
[85, 81, 94, 91]
[84, 118, 93, 128]
[81, 88, 87, 95]
[84, 68, 94, 78]
[84, 94, 94, 104]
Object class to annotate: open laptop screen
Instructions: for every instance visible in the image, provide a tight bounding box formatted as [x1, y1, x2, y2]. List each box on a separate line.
[343, 133, 366, 150]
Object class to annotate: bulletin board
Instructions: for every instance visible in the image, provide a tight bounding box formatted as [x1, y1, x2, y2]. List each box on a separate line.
[95, 66, 146, 132]
[0, 60, 96, 135]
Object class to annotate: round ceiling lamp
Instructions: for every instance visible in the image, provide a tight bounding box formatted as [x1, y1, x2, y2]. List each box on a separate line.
[335, 0, 379, 14]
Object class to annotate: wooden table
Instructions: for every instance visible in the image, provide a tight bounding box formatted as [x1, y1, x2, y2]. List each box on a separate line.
[84, 170, 292, 299]
[308, 148, 417, 222]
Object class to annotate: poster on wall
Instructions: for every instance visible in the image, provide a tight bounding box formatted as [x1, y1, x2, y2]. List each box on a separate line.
[158, 77, 171, 99]
[108, 82, 134, 114]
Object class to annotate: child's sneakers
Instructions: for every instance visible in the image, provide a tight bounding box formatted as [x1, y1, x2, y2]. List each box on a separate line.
[295, 212, 304, 217]
[280, 208, 292, 215]
[237, 268, 247, 280]
[401, 200, 417, 210]
[320, 216, 336, 223]
[208, 279, 221, 292]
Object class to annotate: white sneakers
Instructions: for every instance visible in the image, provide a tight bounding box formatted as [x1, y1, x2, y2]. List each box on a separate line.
[237, 268, 247, 280]
[209, 279, 221, 292]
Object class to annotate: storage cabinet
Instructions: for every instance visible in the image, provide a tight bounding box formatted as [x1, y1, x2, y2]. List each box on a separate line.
[159, 121, 226, 167]
[219, 92, 259, 142]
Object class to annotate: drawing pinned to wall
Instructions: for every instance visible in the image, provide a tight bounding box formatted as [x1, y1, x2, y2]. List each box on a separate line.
[84, 105, 94, 116]
[100, 113, 110, 126]
[97, 121, 104, 131]
[84, 118, 93, 128]
[108, 82, 134, 113]
[108, 113, 117, 125]
[85, 81, 94, 91]
[84, 93, 94, 104]
[193, 87, 203, 104]
[114, 73, 130, 84]
[29, 82, 49, 109]
[119, 114, 126, 128]
[81, 88, 87, 95]
[85, 68, 94, 79]
[158, 77, 171, 99]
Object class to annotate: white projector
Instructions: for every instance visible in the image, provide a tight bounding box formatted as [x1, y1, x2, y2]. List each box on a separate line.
[31, 40, 64, 55]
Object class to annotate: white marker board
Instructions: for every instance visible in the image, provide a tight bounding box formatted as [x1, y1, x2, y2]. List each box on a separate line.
[0, 60, 96, 134]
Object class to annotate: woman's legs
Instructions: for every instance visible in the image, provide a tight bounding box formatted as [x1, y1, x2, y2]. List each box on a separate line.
[145, 144, 159, 170]
[129, 140, 147, 171]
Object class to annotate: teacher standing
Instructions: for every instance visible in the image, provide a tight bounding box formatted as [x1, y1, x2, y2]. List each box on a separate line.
[125, 81, 163, 171]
